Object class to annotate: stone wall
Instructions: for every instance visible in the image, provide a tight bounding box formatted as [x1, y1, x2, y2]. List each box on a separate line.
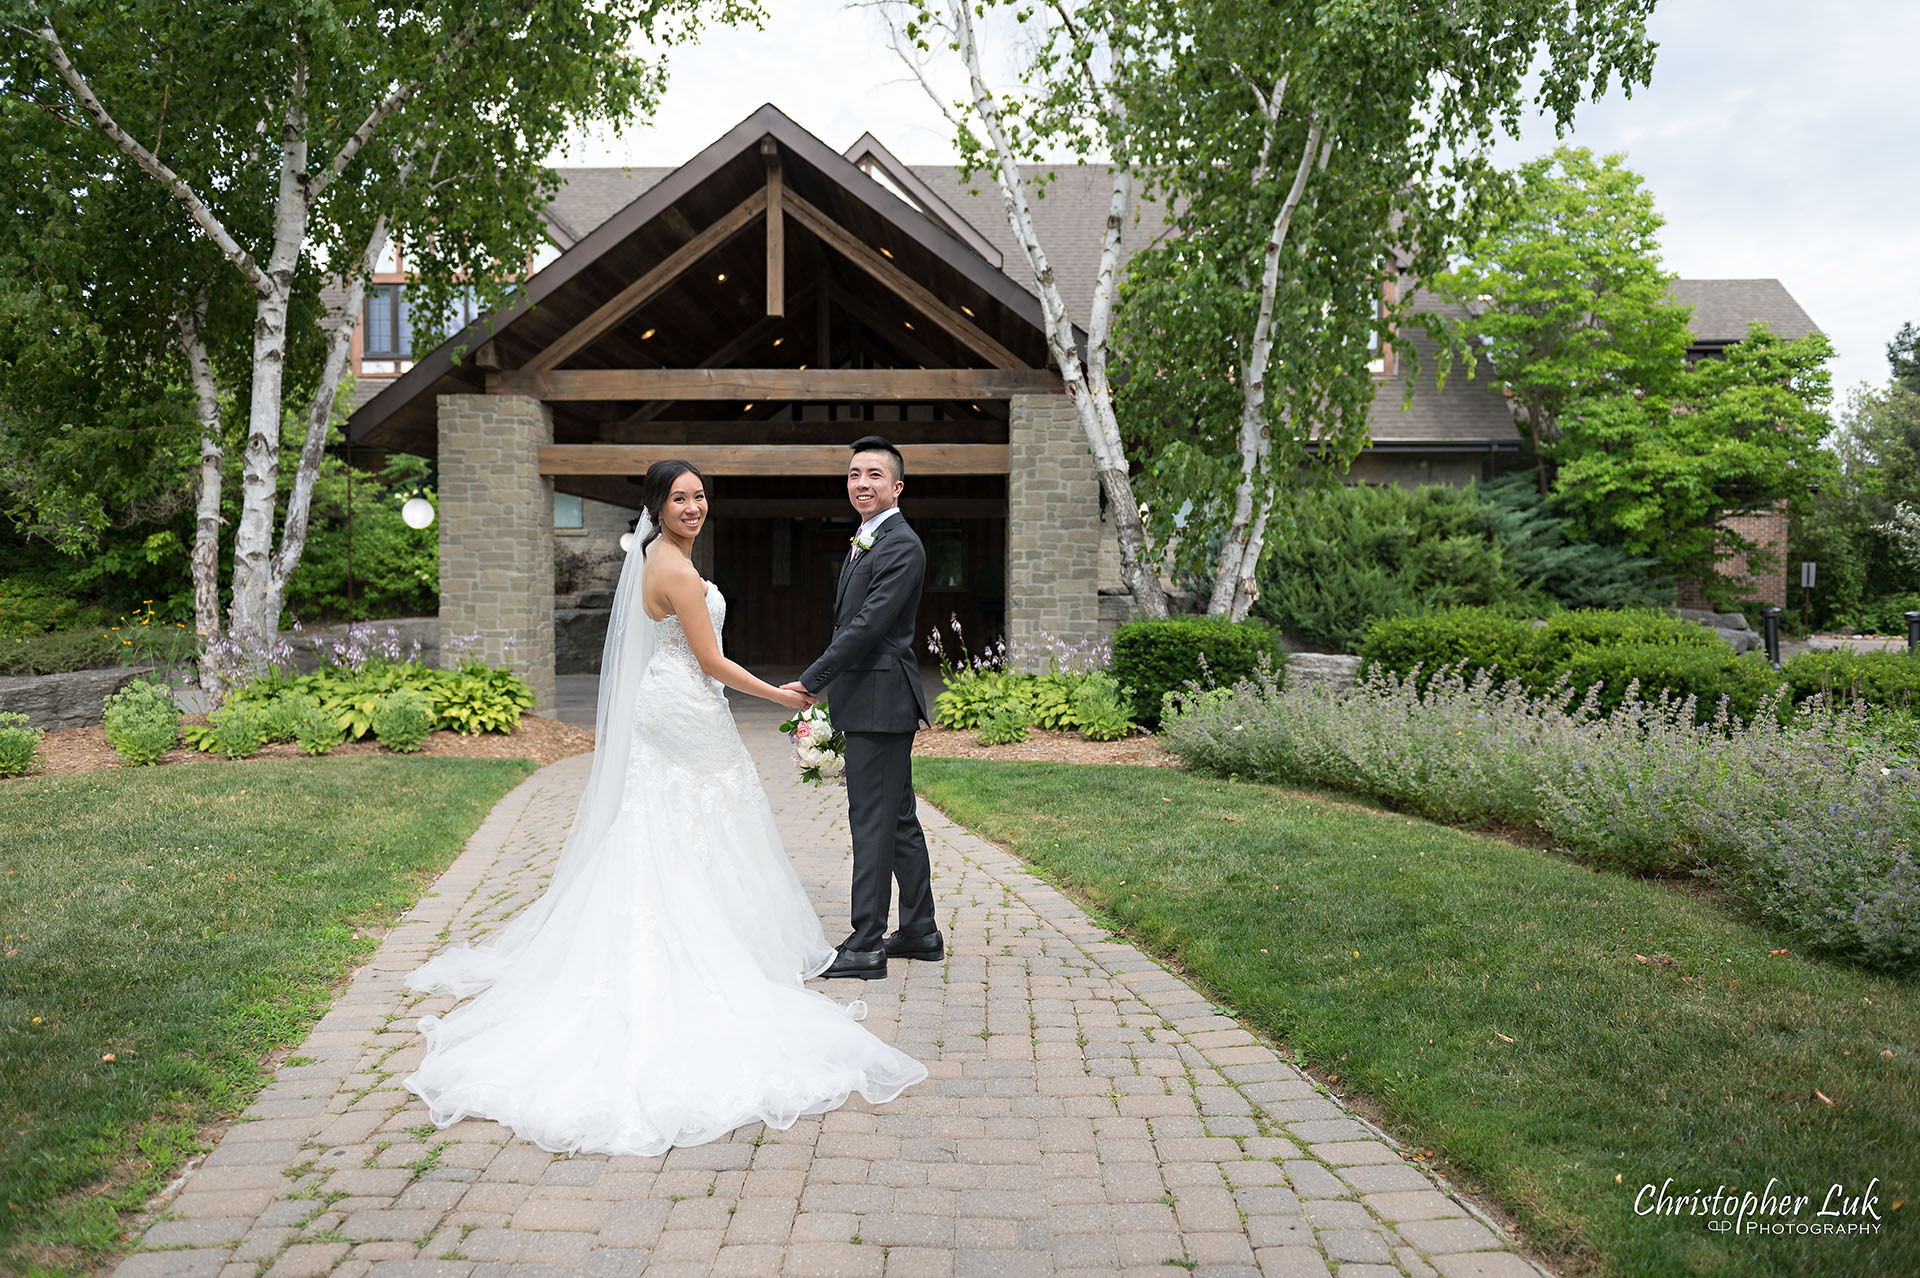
[437, 394, 556, 709]
[0, 665, 154, 731]
[1007, 393, 1103, 664]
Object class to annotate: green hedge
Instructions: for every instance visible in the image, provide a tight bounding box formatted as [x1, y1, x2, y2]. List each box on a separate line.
[1781, 649, 1920, 709]
[1356, 610, 1539, 690]
[1111, 617, 1285, 727]
[1562, 642, 1784, 722]
[1527, 608, 1720, 671]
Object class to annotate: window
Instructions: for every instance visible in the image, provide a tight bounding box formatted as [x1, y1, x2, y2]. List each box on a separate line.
[364, 284, 487, 360]
[554, 493, 583, 530]
[363, 284, 411, 357]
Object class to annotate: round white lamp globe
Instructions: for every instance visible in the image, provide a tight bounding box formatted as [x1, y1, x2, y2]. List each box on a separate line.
[401, 495, 435, 529]
[618, 531, 634, 553]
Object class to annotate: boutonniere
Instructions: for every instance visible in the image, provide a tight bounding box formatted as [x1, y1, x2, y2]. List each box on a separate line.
[850, 529, 877, 555]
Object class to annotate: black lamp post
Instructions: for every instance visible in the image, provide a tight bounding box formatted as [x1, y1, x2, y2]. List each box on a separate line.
[1905, 611, 1920, 655]
[1762, 606, 1783, 669]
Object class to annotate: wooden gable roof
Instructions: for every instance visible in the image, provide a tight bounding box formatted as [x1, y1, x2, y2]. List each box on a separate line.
[348, 104, 1060, 457]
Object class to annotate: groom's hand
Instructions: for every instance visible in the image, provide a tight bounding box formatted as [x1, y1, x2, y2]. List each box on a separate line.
[780, 681, 815, 707]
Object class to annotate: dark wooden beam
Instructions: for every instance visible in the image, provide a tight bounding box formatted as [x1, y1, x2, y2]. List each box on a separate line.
[491, 368, 1059, 401]
[524, 188, 768, 375]
[593, 418, 1010, 446]
[762, 137, 785, 318]
[538, 443, 1010, 476]
[784, 190, 1029, 371]
[717, 497, 1005, 517]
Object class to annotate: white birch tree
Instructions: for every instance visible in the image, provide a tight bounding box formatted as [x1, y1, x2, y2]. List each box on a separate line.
[876, 0, 1168, 619]
[1114, 0, 1661, 620]
[1, 0, 745, 683]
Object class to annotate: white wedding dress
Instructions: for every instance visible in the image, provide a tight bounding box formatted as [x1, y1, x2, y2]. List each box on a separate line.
[403, 527, 926, 1155]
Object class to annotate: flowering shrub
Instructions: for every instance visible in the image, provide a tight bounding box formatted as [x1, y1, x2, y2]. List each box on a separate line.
[0, 712, 43, 777]
[1162, 664, 1920, 970]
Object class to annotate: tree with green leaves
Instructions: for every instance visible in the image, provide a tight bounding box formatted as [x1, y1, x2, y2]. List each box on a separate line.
[1551, 324, 1836, 597]
[883, 0, 1659, 621]
[1, 0, 744, 683]
[1117, 8, 1661, 619]
[1791, 323, 1920, 627]
[1424, 145, 1694, 492]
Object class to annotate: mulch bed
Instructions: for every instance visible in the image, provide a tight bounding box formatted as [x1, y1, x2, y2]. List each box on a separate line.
[20, 716, 1172, 780]
[911, 725, 1176, 767]
[24, 713, 595, 779]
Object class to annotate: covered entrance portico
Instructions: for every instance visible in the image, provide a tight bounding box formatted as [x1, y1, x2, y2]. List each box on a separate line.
[348, 105, 1105, 709]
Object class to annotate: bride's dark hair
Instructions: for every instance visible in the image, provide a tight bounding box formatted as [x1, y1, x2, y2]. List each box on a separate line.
[638, 459, 704, 555]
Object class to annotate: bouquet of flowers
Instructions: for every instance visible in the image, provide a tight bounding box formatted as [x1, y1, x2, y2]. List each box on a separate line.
[779, 701, 845, 785]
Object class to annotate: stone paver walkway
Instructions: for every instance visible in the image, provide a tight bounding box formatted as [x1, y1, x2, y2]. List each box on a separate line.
[118, 701, 1546, 1278]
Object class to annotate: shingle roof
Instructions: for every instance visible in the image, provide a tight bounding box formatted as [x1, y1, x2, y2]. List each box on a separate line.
[1367, 295, 1522, 447]
[542, 167, 673, 247]
[1668, 278, 1820, 344]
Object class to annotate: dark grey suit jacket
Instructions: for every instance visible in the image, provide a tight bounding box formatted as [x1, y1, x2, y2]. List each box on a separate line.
[800, 513, 931, 733]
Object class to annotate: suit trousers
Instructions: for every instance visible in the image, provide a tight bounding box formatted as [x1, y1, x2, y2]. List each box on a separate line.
[842, 730, 936, 951]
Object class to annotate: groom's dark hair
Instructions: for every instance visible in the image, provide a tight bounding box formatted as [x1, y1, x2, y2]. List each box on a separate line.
[850, 435, 904, 482]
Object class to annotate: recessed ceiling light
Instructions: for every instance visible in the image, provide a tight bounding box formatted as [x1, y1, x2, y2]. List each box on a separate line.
[798, 363, 807, 370]
[970, 403, 981, 412]
[640, 328, 656, 339]
[880, 247, 894, 259]
[743, 403, 754, 411]
[772, 337, 783, 347]
[716, 272, 727, 282]
[960, 305, 975, 317]
[903, 320, 915, 330]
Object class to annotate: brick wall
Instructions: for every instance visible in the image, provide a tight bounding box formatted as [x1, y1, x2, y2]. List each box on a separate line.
[1679, 501, 1789, 608]
[437, 394, 556, 709]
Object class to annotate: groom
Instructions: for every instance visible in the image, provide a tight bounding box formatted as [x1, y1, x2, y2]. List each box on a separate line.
[785, 436, 941, 980]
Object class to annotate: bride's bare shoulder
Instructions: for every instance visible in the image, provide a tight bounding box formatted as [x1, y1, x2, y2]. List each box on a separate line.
[642, 544, 702, 616]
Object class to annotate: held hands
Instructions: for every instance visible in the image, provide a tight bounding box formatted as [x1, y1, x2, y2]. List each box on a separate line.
[775, 681, 815, 711]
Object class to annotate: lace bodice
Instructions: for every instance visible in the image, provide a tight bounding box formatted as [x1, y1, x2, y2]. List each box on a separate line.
[652, 580, 725, 679]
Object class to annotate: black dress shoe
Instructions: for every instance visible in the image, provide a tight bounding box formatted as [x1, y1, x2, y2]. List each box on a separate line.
[884, 929, 945, 961]
[823, 947, 887, 980]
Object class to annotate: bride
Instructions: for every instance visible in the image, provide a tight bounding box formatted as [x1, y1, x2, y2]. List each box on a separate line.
[403, 459, 927, 1156]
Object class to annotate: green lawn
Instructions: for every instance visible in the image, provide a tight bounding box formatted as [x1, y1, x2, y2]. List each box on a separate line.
[916, 760, 1918, 1278]
[0, 757, 535, 1273]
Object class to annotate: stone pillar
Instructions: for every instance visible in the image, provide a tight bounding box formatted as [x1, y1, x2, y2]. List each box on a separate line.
[1006, 392, 1102, 666]
[437, 394, 555, 709]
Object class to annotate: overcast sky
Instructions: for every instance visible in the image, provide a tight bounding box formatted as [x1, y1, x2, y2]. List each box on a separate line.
[556, 0, 1917, 403]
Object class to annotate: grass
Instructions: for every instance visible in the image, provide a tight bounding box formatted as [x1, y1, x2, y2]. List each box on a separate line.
[0, 756, 535, 1273]
[915, 760, 1918, 1278]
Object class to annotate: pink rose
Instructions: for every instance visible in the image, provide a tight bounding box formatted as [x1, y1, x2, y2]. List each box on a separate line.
[796, 722, 812, 740]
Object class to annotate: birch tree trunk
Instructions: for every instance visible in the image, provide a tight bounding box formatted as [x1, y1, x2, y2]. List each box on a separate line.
[1207, 102, 1328, 620]
[887, 0, 1167, 619]
[176, 299, 225, 687]
[226, 53, 313, 667]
